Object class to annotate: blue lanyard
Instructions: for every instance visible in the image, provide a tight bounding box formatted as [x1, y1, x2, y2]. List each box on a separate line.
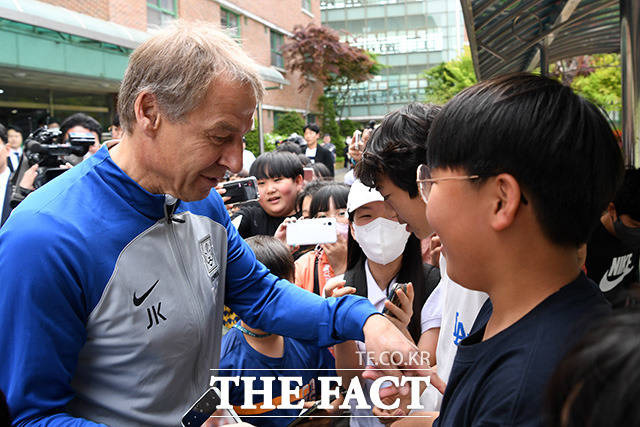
[233, 323, 272, 338]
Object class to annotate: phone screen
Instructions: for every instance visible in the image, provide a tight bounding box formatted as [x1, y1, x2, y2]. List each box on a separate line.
[222, 177, 259, 205]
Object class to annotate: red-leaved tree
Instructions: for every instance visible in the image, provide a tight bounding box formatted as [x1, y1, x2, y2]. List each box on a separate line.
[281, 24, 380, 122]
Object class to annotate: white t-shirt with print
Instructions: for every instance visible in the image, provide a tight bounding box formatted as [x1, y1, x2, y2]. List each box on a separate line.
[417, 254, 489, 412]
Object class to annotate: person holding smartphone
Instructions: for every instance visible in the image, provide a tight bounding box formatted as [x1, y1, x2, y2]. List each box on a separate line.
[294, 183, 350, 296]
[230, 151, 304, 239]
[325, 180, 440, 427]
[344, 129, 371, 186]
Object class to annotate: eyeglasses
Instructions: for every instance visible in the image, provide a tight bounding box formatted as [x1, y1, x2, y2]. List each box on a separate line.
[416, 164, 529, 206]
[416, 164, 481, 204]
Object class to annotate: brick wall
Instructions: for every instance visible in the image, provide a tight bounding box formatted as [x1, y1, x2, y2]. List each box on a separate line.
[39, 0, 109, 20]
[108, 0, 147, 31]
[37, 0, 324, 133]
[223, 0, 320, 31]
[177, 0, 324, 133]
[179, 0, 220, 24]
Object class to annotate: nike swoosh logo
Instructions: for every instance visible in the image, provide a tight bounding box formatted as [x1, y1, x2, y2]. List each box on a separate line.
[599, 269, 633, 292]
[133, 280, 159, 306]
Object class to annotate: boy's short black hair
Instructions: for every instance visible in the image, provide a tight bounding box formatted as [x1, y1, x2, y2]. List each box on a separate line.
[7, 125, 22, 135]
[309, 183, 350, 218]
[276, 140, 302, 155]
[112, 113, 120, 127]
[426, 73, 624, 246]
[357, 103, 441, 198]
[249, 151, 303, 180]
[0, 124, 6, 145]
[245, 235, 295, 281]
[60, 113, 102, 142]
[297, 154, 311, 166]
[613, 168, 640, 221]
[303, 124, 320, 134]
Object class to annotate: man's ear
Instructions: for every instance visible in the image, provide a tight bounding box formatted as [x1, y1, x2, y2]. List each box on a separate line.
[133, 91, 161, 136]
[490, 173, 524, 232]
[294, 174, 304, 191]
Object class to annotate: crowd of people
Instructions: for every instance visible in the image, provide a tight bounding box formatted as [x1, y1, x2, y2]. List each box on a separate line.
[0, 21, 639, 427]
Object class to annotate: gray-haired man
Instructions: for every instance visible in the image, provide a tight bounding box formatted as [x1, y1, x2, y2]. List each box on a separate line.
[0, 22, 423, 426]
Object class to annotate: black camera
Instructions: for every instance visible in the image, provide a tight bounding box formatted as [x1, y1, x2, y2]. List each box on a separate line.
[24, 127, 95, 188]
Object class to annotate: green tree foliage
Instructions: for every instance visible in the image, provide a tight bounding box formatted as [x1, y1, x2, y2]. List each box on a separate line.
[423, 48, 477, 104]
[317, 95, 343, 155]
[273, 111, 306, 136]
[571, 54, 621, 112]
[339, 119, 358, 140]
[244, 129, 282, 156]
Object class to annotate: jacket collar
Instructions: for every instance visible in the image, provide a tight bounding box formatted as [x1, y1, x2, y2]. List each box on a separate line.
[89, 145, 175, 221]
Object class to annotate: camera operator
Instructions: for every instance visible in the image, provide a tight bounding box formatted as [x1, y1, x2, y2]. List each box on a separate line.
[59, 113, 102, 165]
[7, 113, 99, 210]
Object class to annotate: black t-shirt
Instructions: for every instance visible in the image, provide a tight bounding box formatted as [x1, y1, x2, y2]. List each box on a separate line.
[434, 273, 610, 427]
[231, 202, 292, 239]
[586, 222, 640, 306]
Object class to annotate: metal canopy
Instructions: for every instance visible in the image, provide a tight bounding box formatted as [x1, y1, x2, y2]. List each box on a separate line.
[461, 0, 621, 80]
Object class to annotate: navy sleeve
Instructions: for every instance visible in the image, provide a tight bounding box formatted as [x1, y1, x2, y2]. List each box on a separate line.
[202, 191, 378, 346]
[0, 211, 105, 426]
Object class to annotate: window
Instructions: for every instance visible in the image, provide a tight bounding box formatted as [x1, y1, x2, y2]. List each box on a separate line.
[270, 31, 285, 68]
[302, 0, 312, 13]
[147, 0, 177, 28]
[220, 8, 240, 38]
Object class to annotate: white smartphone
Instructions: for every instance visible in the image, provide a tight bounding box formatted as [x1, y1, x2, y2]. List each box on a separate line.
[181, 387, 241, 426]
[303, 167, 315, 182]
[286, 218, 338, 246]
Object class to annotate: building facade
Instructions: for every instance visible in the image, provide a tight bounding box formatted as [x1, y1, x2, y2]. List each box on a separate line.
[321, 0, 465, 121]
[0, 0, 322, 135]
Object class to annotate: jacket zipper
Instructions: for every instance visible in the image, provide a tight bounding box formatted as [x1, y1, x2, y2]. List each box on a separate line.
[167, 215, 208, 389]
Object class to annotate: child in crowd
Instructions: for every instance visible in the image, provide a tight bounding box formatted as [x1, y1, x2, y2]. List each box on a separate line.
[294, 183, 350, 296]
[219, 235, 336, 427]
[327, 180, 440, 426]
[230, 151, 304, 239]
[379, 74, 623, 426]
[297, 180, 327, 219]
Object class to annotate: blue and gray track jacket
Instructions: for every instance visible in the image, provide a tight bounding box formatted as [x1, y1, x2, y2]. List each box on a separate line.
[0, 147, 377, 426]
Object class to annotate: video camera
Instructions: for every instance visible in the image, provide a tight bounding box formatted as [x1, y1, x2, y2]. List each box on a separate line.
[23, 127, 95, 188]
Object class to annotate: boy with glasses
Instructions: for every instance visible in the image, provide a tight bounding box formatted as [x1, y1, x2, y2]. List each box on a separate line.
[357, 103, 488, 416]
[412, 74, 622, 426]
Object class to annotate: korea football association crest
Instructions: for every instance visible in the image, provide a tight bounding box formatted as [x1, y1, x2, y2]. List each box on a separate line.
[199, 235, 218, 279]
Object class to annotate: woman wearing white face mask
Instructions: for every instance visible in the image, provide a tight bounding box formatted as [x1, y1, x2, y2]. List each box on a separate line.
[329, 180, 441, 427]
